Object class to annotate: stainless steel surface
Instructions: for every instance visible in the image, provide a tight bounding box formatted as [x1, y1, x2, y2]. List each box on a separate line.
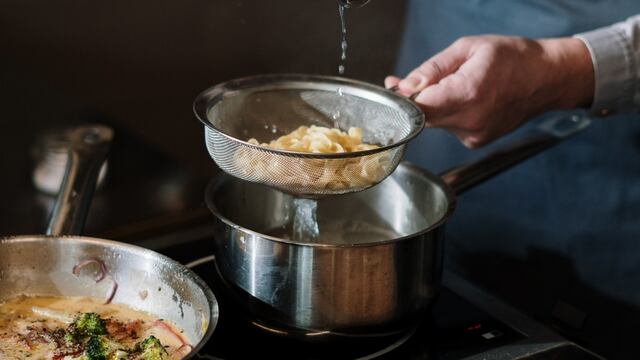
[194, 74, 424, 198]
[204, 114, 591, 336]
[0, 125, 218, 358]
[31, 129, 109, 196]
[0, 236, 217, 355]
[206, 162, 451, 335]
[46, 125, 113, 236]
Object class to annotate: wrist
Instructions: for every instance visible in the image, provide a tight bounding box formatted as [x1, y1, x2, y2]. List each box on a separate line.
[538, 37, 595, 110]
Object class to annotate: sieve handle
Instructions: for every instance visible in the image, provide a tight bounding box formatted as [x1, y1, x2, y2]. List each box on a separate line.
[388, 84, 421, 101]
[439, 113, 591, 195]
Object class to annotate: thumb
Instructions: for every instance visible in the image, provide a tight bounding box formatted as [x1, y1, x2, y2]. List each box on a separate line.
[384, 75, 401, 89]
[398, 38, 472, 93]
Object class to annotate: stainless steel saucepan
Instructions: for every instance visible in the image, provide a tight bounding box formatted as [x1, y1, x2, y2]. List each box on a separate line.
[0, 125, 218, 357]
[205, 113, 590, 337]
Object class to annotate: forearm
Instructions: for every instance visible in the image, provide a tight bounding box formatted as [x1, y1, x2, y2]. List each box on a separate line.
[575, 15, 640, 113]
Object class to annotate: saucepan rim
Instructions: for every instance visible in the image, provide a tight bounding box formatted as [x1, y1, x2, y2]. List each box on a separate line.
[204, 161, 457, 248]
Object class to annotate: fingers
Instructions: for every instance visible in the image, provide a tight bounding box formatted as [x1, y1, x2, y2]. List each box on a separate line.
[390, 70, 477, 129]
[425, 118, 487, 149]
[389, 70, 475, 121]
[413, 72, 473, 120]
[385, 75, 417, 97]
[385, 35, 545, 149]
[397, 38, 472, 94]
[416, 71, 493, 149]
[386, 36, 494, 148]
[384, 76, 400, 89]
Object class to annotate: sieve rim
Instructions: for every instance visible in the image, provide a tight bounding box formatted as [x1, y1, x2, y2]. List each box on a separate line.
[193, 73, 425, 159]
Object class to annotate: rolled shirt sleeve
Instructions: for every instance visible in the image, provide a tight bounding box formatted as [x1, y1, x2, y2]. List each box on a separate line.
[575, 15, 640, 114]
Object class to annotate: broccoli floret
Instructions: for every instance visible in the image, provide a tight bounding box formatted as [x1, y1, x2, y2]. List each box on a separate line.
[85, 335, 108, 360]
[72, 312, 107, 337]
[81, 336, 130, 360]
[135, 336, 168, 360]
[63, 330, 76, 345]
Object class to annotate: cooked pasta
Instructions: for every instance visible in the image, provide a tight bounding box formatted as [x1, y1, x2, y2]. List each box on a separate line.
[235, 126, 391, 193]
[247, 126, 378, 153]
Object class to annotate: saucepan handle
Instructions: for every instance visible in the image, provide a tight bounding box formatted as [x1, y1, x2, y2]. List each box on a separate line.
[439, 113, 591, 195]
[46, 125, 114, 236]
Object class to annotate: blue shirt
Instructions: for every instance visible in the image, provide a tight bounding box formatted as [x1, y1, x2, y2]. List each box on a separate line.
[396, 1, 640, 358]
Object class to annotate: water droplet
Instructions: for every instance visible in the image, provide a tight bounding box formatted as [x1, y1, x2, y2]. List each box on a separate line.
[341, 41, 347, 61]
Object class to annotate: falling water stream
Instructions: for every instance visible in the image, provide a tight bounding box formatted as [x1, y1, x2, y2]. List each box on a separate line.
[338, 3, 348, 75]
[292, 198, 320, 242]
[287, 0, 375, 243]
[337, 0, 370, 74]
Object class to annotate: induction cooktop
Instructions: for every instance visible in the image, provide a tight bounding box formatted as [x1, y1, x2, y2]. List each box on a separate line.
[164, 248, 603, 360]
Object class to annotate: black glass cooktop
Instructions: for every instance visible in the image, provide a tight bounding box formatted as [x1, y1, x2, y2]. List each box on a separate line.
[149, 221, 602, 360]
[185, 256, 524, 360]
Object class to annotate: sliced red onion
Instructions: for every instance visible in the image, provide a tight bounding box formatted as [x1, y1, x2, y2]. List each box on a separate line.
[174, 344, 193, 358]
[72, 258, 107, 282]
[103, 276, 118, 305]
[175, 344, 193, 357]
[153, 320, 188, 348]
[73, 258, 119, 304]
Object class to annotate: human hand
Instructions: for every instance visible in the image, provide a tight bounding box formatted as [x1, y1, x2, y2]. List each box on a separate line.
[385, 35, 594, 148]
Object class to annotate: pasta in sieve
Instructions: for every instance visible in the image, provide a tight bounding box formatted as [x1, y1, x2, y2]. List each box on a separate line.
[235, 126, 391, 193]
[247, 126, 378, 153]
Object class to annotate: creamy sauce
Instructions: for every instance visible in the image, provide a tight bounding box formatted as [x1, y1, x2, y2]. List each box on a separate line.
[0, 296, 189, 360]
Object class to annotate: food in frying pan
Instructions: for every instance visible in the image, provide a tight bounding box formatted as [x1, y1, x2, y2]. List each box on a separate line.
[0, 296, 191, 360]
[239, 125, 391, 192]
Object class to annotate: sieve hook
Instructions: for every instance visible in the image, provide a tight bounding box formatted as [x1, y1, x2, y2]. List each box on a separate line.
[388, 84, 421, 101]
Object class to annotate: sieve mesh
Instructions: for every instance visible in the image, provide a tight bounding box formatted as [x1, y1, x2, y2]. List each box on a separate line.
[195, 75, 424, 198]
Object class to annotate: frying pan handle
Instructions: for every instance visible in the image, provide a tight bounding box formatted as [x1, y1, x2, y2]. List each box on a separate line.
[439, 113, 591, 195]
[46, 125, 114, 236]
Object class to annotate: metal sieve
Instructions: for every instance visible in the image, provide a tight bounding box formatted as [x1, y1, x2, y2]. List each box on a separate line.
[193, 74, 424, 198]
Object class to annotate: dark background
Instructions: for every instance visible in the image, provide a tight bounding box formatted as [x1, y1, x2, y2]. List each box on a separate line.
[0, 0, 406, 177]
[0, 3, 632, 358]
[0, 0, 407, 234]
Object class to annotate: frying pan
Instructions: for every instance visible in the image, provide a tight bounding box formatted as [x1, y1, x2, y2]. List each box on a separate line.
[0, 125, 218, 357]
